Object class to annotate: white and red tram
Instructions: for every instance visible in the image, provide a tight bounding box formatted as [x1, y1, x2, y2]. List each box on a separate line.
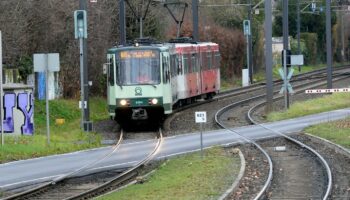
[107, 39, 220, 123]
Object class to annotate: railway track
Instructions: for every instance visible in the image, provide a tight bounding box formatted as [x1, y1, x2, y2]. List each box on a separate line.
[211, 69, 350, 199]
[3, 130, 124, 199]
[215, 103, 273, 200]
[215, 89, 334, 199]
[247, 103, 332, 199]
[3, 128, 163, 199]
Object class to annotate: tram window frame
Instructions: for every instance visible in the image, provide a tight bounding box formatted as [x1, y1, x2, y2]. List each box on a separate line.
[177, 55, 182, 75]
[191, 53, 197, 73]
[207, 52, 212, 69]
[214, 52, 221, 69]
[170, 54, 176, 77]
[108, 55, 115, 86]
[183, 54, 189, 74]
[162, 55, 170, 83]
[201, 52, 207, 70]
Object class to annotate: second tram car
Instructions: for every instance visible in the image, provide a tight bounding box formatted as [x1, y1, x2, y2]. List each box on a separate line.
[107, 39, 220, 124]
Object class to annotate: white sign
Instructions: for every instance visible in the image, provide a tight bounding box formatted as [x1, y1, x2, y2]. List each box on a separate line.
[33, 53, 60, 72]
[33, 54, 46, 72]
[195, 111, 207, 123]
[290, 55, 304, 66]
[305, 88, 350, 94]
[79, 101, 87, 109]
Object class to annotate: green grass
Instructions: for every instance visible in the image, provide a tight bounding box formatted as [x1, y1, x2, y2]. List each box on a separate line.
[266, 93, 350, 149]
[98, 147, 241, 200]
[0, 97, 108, 163]
[267, 93, 350, 121]
[305, 118, 350, 149]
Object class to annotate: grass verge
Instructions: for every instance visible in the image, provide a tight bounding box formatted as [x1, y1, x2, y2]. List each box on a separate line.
[0, 97, 108, 163]
[267, 93, 350, 149]
[98, 147, 241, 200]
[267, 93, 350, 121]
[305, 118, 350, 149]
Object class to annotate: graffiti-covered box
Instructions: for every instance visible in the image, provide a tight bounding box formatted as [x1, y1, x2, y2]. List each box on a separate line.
[3, 84, 34, 135]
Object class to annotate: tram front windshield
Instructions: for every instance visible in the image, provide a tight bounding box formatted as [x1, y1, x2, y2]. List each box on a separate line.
[118, 50, 160, 85]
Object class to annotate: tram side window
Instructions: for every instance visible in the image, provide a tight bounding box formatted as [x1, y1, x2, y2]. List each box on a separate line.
[162, 55, 170, 83]
[183, 54, 189, 74]
[191, 53, 197, 73]
[201, 52, 207, 70]
[207, 52, 212, 69]
[108, 56, 114, 85]
[214, 52, 221, 69]
[177, 55, 182, 75]
[170, 54, 176, 77]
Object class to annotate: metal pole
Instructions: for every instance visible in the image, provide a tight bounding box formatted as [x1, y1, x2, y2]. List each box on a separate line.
[79, 38, 84, 129]
[248, 0, 253, 83]
[119, 0, 126, 45]
[282, 0, 290, 109]
[45, 54, 50, 146]
[326, 0, 332, 89]
[246, 35, 250, 84]
[297, 0, 301, 72]
[264, 0, 273, 112]
[341, 13, 345, 63]
[200, 122, 203, 158]
[0, 31, 4, 146]
[283, 50, 288, 110]
[140, 16, 143, 38]
[192, 0, 199, 42]
[80, 0, 90, 131]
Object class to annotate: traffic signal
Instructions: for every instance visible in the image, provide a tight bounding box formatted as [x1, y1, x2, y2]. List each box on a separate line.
[281, 49, 291, 67]
[74, 10, 87, 39]
[243, 20, 251, 36]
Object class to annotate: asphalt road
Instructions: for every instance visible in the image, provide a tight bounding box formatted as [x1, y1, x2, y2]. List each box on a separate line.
[1, 108, 349, 191]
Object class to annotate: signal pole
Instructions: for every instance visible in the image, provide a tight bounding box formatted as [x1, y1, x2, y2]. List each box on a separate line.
[119, 0, 126, 45]
[326, 0, 332, 89]
[282, 0, 290, 109]
[264, 0, 273, 113]
[78, 0, 91, 131]
[248, 0, 253, 83]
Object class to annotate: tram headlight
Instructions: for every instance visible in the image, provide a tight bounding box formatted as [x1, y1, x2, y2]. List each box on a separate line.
[151, 98, 158, 105]
[120, 99, 128, 106]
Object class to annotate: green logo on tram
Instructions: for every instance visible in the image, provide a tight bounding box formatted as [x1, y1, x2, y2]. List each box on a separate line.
[135, 87, 142, 96]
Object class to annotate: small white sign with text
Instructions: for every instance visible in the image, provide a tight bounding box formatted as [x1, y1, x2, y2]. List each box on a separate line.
[195, 111, 207, 123]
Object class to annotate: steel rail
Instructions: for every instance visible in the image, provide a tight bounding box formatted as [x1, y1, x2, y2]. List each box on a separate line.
[3, 130, 124, 200]
[213, 73, 350, 199]
[66, 128, 163, 200]
[215, 105, 273, 200]
[246, 97, 333, 200]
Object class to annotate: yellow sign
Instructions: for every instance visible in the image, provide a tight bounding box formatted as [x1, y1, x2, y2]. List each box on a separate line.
[120, 50, 156, 59]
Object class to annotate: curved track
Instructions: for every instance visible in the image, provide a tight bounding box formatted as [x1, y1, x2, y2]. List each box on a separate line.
[210, 68, 350, 199]
[247, 102, 332, 200]
[215, 107, 273, 200]
[3, 130, 124, 199]
[67, 128, 163, 200]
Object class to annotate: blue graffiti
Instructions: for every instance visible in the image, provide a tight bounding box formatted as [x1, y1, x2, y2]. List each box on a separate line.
[1, 92, 34, 135]
[3, 93, 15, 133]
[17, 93, 34, 135]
